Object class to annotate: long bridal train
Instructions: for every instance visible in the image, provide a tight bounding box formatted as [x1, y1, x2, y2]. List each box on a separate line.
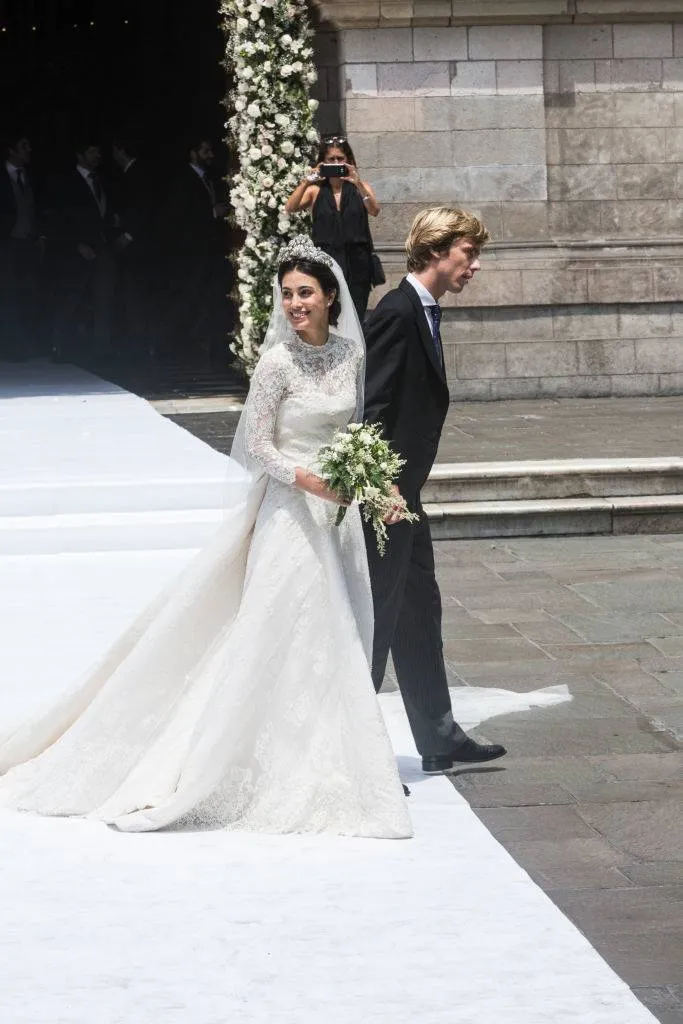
[0, 332, 411, 840]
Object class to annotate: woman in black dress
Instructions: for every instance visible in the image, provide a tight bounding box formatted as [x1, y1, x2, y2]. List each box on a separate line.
[285, 136, 379, 321]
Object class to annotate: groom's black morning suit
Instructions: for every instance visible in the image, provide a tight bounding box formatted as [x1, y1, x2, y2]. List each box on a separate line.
[363, 277, 464, 757]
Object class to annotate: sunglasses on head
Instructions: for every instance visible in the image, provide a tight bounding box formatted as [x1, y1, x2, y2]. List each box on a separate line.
[323, 136, 347, 144]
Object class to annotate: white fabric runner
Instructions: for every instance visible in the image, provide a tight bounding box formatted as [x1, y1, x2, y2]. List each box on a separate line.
[0, 364, 656, 1023]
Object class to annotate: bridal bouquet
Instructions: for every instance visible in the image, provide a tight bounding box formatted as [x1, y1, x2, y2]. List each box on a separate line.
[317, 423, 418, 555]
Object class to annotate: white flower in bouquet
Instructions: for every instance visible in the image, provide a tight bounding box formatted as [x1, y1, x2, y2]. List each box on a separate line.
[317, 423, 418, 556]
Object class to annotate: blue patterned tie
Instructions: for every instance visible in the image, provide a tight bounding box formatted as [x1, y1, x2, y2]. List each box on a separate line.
[428, 304, 443, 366]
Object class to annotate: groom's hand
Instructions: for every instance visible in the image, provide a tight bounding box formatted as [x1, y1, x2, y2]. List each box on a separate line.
[383, 485, 405, 526]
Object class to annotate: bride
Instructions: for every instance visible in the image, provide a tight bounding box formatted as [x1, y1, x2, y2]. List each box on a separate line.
[0, 237, 412, 839]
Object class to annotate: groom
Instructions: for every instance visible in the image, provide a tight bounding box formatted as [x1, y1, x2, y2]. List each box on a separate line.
[363, 207, 507, 773]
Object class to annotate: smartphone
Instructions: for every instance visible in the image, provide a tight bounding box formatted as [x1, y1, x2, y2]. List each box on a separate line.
[320, 164, 347, 178]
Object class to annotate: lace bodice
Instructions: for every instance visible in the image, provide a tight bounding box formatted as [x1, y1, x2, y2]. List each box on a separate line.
[244, 331, 362, 485]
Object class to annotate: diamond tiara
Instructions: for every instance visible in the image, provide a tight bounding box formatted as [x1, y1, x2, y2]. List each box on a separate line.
[278, 235, 334, 269]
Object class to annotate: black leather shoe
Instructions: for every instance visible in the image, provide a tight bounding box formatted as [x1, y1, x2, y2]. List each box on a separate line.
[422, 738, 507, 774]
[402, 784, 410, 797]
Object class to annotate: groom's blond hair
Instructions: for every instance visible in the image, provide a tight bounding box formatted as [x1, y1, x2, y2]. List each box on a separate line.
[405, 208, 490, 272]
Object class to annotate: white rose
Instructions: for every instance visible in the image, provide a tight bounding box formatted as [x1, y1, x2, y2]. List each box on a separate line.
[236, 17, 248, 30]
[291, 61, 303, 73]
[244, 195, 256, 211]
[263, 60, 272, 71]
[262, 175, 274, 188]
[250, 11, 259, 20]
[280, 140, 295, 155]
[280, 65, 292, 77]
[267, 196, 277, 208]
[261, 144, 273, 156]
[274, 113, 288, 126]
[306, 128, 318, 143]
[307, 98, 319, 111]
[246, 102, 260, 117]
[248, 146, 261, 161]
[241, 66, 254, 79]
[306, 70, 318, 85]
[281, 34, 293, 46]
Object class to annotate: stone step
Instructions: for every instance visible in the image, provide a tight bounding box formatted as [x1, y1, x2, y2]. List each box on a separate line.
[423, 458, 683, 504]
[424, 494, 683, 540]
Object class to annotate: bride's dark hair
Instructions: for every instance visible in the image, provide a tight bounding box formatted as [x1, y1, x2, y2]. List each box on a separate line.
[278, 258, 341, 326]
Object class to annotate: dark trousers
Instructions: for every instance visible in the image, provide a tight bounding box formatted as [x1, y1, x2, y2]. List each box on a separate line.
[52, 249, 116, 359]
[118, 250, 157, 358]
[363, 506, 465, 757]
[0, 238, 41, 359]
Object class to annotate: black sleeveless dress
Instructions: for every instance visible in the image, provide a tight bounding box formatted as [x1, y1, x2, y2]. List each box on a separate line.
[311, 181, 372, 320]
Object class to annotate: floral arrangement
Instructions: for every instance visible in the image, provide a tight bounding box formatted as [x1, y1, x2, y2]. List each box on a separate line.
[317, 424, 418, 556]
[221, 0, 319, 373]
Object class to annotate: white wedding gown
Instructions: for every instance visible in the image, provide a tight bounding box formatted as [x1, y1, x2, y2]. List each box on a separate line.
[0, 330, 412, 839]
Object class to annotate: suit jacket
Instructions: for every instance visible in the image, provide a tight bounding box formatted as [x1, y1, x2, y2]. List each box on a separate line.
[363, 278, 450, 502]
[0, 165, 40, 242]
[48, 169, 115, 254]
[164, 165, 220, 267]
[113, 159, 158, 264]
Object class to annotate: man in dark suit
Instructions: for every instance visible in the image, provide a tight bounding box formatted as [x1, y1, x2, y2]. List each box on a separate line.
[363, 207, 507, 773]
[163, 137, 231, 364]
[50, 138, 117, 363]
[0, 132, 44, 360]
[111, 138, 159, 361]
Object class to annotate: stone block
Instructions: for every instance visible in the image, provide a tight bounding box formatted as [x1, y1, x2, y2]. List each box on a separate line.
[613, 92, 676, 127]
[340, 27, 412, 63]
[495, 60, 544, 95]
[449, 378, 492, 401]
[340, 63, 378, 96]
[544, 24, 613, 61]
[522, 268, 589, 305]
[618, 304, 674, 338]
[636, 337, 683, 373]
[601, 199, 673, 236]
[676, 94, 683, 124]
[616, 164, 678, 200]
[441, 309, 484, 342]
[613, 23, 673, 59]
[548, 165, 617, 201]
[488, 378, 542, 400]
[450, 60, 496, 95]
[482, 305, 554, 341]
[558, 59, 597, 95]
[471, 202, 504, 240]
[413, 26, 467, 61]
[610, 373, 661, 396]
[588, 267, 654, 303]
[546, 128, 605, 166]
[455, 342, 507, 378]
[603, 127, 666, 163]
[377, 60, 451, 95]
[450, 95, 545, 131]
[500, 201, 549, 241]
[663, 58, 683, 92]
[666, 126, 683, 161]
[608, 58, 664, 93]
[552, 306, 618, 341]
[460, 165, 548, 202]
[659, 372, 683, 395]
[548, 201, 602, 236]
[461, 268, 524, 306]
[468, 24, 542, 61]
[453, 128, 546, 166]
[368, 201, 422, 244]
[506, 340, 579, 377]
[345, 97, 416, 131]
[577, 339, 636, 375]
[346, 132, 379, 168]
[413, 96, 453, 130]
[545, 92, 616, 129]
[378, 131, 452, 165]
[540, 374, 613, 397]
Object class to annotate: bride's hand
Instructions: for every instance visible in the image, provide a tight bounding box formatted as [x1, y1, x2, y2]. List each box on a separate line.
[383, 485, 408, 525]
[295, 467, 349, 506]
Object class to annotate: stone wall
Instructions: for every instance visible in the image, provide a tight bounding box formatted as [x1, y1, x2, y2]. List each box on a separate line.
[312, 7, 683, 399]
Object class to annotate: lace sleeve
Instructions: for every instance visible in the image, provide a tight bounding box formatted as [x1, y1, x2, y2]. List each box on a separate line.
[244, 353, 298, 485]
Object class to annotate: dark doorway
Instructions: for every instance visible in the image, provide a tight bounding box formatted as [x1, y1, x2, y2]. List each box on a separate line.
[0, 0, 240, 393]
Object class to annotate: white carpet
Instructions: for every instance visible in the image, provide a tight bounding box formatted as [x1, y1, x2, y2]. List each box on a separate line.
[0, 364, 656, 1023]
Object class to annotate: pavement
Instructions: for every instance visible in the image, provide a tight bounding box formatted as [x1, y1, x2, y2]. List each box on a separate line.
[167, 394, 683, 1023]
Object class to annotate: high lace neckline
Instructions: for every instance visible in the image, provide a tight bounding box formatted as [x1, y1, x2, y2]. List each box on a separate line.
[287, 327, 338, 356]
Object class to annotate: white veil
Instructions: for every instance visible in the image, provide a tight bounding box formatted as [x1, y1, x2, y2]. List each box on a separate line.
[230, 236, 366, 481]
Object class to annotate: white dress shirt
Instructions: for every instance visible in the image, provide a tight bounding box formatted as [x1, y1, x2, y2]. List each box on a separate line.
[77, 164, 106, 216]
[406, 272, 439, 334]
